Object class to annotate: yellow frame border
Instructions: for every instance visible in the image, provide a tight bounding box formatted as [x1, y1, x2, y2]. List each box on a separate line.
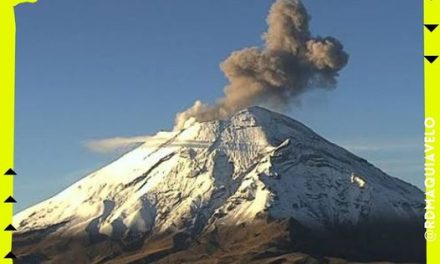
[424, 0, 440, 264]
[0, 1, 36, 263]
[0, 1, 437, 263]
[0, 3, 17, 263]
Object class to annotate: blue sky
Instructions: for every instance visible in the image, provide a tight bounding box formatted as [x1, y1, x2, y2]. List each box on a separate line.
[14, 0, 423, 212]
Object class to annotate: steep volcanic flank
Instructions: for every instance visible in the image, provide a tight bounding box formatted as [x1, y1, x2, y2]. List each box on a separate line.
[14, 107, 425, 263]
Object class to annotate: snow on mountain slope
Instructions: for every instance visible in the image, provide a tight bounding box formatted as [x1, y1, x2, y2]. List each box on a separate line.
[13, 106, 425, 263]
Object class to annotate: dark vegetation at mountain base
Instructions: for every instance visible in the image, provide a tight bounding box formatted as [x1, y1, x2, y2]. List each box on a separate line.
[14, 215, 425, 264]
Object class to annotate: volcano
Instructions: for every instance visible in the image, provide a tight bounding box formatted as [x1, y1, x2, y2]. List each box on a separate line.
[14, 107, 425, 263]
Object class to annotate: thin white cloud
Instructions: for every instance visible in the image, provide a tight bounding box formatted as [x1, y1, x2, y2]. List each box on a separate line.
[85, 135, 268, 154]
[85, 135, 215, 153]
[87, 134, 423, 154]
[85, 136, 153, 153]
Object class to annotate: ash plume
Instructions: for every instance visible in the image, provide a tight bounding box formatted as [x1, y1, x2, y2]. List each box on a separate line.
[175, 0, 348, 130]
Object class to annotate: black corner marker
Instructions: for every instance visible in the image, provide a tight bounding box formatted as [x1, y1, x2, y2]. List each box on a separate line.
[4, 224, 16, 231]
[4, 168, 16, 176]
[425, 24, 439, 32]
[4, 252, 16, 259]
[425, 56, 438, 63]
[4, 196, 17, 203]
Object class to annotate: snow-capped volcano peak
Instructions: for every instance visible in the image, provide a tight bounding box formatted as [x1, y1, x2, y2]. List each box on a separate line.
[13, 107, 425, 263]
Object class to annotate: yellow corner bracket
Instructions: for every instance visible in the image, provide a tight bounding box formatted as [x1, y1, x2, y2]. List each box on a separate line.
[0, 0, 36, 263]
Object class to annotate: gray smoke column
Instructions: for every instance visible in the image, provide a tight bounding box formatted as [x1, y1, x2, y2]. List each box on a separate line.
[174, 0, 349, 129]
